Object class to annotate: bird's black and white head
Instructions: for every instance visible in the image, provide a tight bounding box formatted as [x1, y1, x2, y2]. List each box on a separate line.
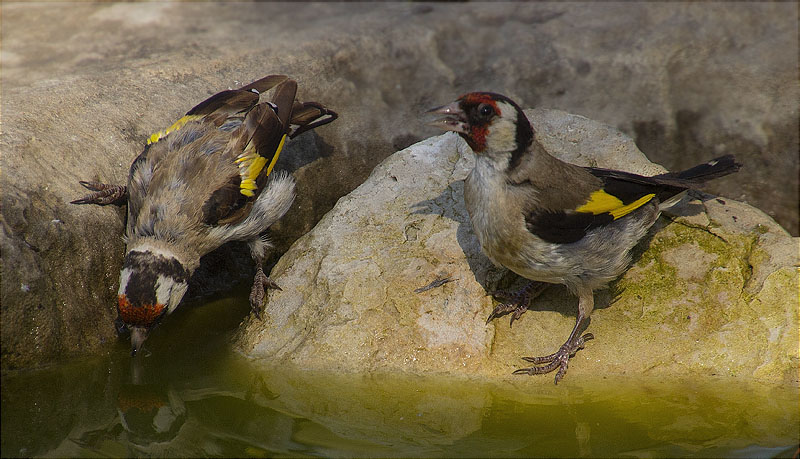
[116, 246, 190, 356]
[428, 92, 534, 163]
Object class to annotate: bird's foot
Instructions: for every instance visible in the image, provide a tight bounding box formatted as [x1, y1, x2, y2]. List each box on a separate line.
[249, 266, 281, 318]
[513, 332, 594, 384]
[71, 181, 127, 205]
[486, 302, 529, 327]
[487, 281, 547, 326]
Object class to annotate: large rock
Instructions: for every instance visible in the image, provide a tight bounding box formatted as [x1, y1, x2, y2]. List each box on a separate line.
[236, 109, 799, 384]
[2, 2, 797, 370]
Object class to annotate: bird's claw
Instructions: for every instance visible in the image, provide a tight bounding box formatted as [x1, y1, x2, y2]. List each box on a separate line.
[513, 332, 594, 384]
[486, 302, 529, 326]
[486, 281, 547, 326]
[71, 181, 127, 205]
[249, 267, 281, 319]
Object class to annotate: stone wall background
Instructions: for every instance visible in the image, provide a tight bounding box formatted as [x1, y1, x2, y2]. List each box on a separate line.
[2, 2, 797, 370]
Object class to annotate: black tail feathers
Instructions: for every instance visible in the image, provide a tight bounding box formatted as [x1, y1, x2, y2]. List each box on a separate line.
[670, 155, 742, 183]
[288, 102, 338, 139]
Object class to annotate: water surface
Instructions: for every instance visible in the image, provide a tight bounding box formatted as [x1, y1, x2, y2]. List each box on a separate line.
[2, 293, 798, 457]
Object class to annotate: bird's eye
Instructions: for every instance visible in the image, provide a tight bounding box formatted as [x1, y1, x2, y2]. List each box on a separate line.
[478, 104, 494, 118]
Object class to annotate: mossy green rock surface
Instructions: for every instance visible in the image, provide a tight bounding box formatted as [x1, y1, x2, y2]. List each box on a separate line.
[236, 109, 799, 384]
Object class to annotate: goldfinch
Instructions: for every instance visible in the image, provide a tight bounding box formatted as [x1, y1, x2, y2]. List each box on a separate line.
[428, 92, 740, 384]
[72, 75, 337, 355]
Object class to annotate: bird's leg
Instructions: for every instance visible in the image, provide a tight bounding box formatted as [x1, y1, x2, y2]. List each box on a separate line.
[514, 285, 595, 384]
[247, 236, 280, 318]
[70, 181, 128, 205]
[487, 281, 548, 326]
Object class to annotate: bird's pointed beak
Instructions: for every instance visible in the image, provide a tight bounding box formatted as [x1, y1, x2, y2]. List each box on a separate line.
[130, 326, 149, 357]
[426, 101, 467, 134]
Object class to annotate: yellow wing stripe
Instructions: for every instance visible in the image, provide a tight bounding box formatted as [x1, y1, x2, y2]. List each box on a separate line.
[575, 190, 623, 214]
[609, 193, 656, 219]
[235, 134, 287, 197]
[147, 115, 204, 145]
[264, 135, 286, 177]
[576, 190, 656, 220]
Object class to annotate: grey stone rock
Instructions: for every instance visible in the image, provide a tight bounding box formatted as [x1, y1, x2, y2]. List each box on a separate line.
[236, 109, 799, 384]
[2, 2, 797, 369]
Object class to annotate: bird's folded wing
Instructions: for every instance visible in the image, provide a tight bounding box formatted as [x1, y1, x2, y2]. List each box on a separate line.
[524, 170, 673, 244]
[201, 79, 297, 226]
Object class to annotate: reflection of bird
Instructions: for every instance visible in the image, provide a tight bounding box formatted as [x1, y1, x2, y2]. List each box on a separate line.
[73, 75, 337, 355]
[429, 92, 740, 383]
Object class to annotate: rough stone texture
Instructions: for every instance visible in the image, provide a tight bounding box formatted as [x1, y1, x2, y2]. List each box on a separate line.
[2, 2, 797, 370]
[237, 109, 799, 384]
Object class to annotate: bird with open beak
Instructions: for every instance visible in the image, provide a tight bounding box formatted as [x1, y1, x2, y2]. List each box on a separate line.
[428, 92, 740, 383]
[73, 75, 337, 355]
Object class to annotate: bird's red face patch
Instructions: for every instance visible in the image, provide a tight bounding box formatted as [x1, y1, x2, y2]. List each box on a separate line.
[460, 93, 502, 115]
[118, 294, 165, 328]
[468, 125, 489, 152]
[458, 93, 502, 152]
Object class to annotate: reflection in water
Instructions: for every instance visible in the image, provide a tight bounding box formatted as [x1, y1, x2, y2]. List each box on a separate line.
[2, 293, 798, 457]
[4, 352, 798, 457]
[116, 384, 186, 447]
[73, 381, 186, 454]
[40, 354, 189, 456]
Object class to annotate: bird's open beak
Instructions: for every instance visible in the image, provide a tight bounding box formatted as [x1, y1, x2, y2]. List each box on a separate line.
[426, 101, 467, 134]
[130, 326, 149, 357]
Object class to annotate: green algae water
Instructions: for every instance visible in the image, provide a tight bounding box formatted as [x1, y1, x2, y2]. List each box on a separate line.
[2, 293, 798, 458]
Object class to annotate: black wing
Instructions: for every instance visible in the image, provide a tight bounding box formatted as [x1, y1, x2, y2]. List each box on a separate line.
[524, 155, 739, 244]
[200, 79, 298, 226]
[524, 169, 674, 244]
